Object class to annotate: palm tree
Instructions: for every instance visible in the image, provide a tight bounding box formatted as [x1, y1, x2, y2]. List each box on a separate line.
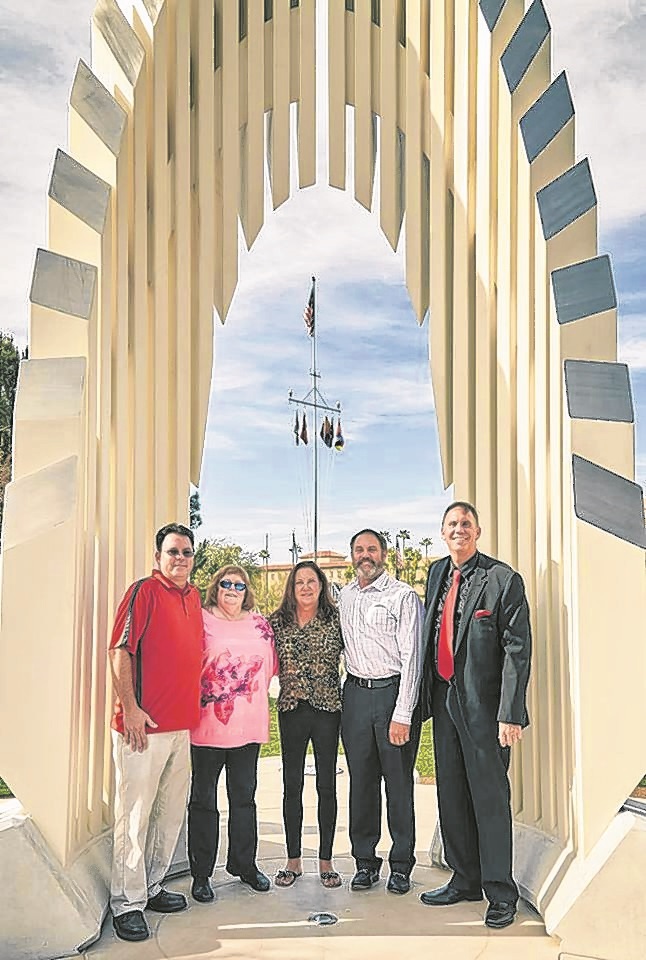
[420, 536, 433, 558]
[398, 529, 411, 551]
[379, 530, 391, 545]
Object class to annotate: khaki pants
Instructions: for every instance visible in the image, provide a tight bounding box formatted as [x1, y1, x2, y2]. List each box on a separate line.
[110, 729, 190, 916]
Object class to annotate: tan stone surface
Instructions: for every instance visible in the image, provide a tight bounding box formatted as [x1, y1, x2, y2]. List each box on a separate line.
[86, 757, 559, 960]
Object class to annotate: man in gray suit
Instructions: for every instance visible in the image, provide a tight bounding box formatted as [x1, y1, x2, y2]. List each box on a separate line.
[418, 501, 531, 929]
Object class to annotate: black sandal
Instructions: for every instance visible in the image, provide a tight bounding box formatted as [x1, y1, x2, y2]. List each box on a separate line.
[275, 868, 302, 887]
[320, 870, 342, 888]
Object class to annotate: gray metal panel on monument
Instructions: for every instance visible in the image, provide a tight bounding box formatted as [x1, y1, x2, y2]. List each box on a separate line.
[501, 0, 550, 93]
[564, 359, 634, 423]
[572, 455, 646, 549]
[479, 0, 507, 32]
[49, 150, 111, 234]
[552, 255, 616, 325]
[520, 71, 574, 162]
[93, 0, 145, 88]
[537, 158, 597, 240]
[70, 60, 127, 156]
[15, 358, 87, 422]
[30, 250, 97, 320]
[2, 457, 80, 552]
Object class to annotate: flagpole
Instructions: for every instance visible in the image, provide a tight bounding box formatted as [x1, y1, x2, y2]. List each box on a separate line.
[289, 277, 343, 564]
[311, 276, 319, 562]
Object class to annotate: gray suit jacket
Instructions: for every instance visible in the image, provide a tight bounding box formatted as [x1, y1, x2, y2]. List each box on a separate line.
[419, 552, 531, 736]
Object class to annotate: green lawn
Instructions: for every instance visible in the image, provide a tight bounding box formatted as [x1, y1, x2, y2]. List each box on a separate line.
[5, 714, 646, 798]
[261, 698, 436, 779]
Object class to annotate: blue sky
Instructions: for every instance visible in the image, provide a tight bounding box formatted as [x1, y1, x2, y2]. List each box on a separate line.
[1, 1, 644, 564]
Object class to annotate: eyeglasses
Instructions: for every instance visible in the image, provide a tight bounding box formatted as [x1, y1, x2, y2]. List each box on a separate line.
[165, 548, 195, 558]
[219, 579, 247, 592]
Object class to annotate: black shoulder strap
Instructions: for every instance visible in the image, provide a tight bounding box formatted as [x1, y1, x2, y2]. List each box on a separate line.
[123, 578, 148, 707]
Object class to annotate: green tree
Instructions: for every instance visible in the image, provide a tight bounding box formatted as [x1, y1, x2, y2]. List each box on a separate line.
[420, 536, 433, 558]
[192, 537, 259, 599]
[0, 332, 24, 542]
[189, 490, 202, 530]
[0, 332, 22, 459]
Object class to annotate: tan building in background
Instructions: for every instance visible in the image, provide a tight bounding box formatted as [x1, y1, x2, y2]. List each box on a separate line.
[264, 550, 350, 593]
[0, 2, 644, 959]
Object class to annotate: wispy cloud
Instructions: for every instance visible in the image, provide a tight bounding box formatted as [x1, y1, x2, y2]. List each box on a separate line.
[547, 0, 646, 226]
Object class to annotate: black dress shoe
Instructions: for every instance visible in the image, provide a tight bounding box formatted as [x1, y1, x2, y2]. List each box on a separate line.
[387, 872, 410, 894]
[419, 881, 483, 906]
[485, 901, 516, 928]
[350, 867, 380, 890]
[240, 868, 271, 892]
[112, 910, 150, 942]
[191, 876, 215, 903]
[146, 889, 188, 913]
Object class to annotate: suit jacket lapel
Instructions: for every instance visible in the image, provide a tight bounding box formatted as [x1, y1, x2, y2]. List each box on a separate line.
[422, 557, 451, 643]
[455, 566, 487, 655]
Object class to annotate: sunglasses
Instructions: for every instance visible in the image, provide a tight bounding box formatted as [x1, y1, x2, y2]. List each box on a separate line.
[219, 579, 247, 592]
[165, 548, 195, 558]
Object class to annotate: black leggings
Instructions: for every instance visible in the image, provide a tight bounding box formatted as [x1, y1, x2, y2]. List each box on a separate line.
[188, 742, 260, 879]
[278, 702, 341, 860]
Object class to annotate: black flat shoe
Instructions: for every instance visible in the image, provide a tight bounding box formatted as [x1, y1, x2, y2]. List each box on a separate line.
[240, 868, 271, 892]
[387, 871, 410, 894]
[146, 889, 188, 913]
[191, 876, 215, 903]
[485, 901, 516, 928]
[350, 867, 380, 890]
[419, 881, 483, 906]
[112, 910, 150, 942]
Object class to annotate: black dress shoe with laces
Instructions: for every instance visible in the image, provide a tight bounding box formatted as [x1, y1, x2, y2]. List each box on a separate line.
[419, 881, 483, 906]
[387, 872, 411, 894]
[191, 876, 215, 903]
[350, 867, 381, 890]
[146, 889, 188, 913]
[112, 910, 150, 942]
[240, 868, 271, 892]
[485, 901, 516, 928]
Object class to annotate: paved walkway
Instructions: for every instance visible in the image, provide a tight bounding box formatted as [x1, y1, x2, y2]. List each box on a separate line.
[87, 757, 561, 960]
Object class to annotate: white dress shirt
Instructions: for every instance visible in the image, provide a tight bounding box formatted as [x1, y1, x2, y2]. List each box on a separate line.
[339, 571, 424, 725]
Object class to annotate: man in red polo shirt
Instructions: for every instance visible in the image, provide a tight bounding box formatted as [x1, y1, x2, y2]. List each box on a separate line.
[108, 523, 203, 943]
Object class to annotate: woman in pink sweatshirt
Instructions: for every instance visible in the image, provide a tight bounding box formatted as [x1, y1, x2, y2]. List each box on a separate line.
[188, 564, 278, 903]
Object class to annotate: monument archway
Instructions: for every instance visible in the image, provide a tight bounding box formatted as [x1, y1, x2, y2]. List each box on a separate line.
[0, 2, 644, 958]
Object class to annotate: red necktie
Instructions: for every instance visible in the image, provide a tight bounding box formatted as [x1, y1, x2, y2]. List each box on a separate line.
[438, 569, 461, 680]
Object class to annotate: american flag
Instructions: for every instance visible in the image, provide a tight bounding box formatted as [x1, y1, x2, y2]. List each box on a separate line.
[303, 278, 315, 337]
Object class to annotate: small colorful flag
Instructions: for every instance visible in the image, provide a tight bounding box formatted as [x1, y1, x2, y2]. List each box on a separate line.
[334, 416, 345, 451]
[320, 415, 333, 448]
[300, 411, 309, 445]
[294, 411, 300, 445]
[303, 278, 315, 337]
[396, 548, 404, 570]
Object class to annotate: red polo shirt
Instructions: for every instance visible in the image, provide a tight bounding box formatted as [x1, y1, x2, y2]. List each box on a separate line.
[110, 570, 203, 734]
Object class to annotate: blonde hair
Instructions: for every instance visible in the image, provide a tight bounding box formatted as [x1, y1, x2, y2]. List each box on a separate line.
[205, 564, 255, 611]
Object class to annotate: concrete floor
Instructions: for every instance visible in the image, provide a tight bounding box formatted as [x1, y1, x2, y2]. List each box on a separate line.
[87, 757, 562, 960]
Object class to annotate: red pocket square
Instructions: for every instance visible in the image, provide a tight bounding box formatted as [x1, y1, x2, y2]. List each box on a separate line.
[474, 609, 492, 619]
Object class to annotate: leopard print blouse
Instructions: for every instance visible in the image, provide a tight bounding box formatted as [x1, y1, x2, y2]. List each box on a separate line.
[268, 609, 343, 713]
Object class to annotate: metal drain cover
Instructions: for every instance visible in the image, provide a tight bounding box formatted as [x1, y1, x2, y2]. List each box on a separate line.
[308, 912, 338, 926]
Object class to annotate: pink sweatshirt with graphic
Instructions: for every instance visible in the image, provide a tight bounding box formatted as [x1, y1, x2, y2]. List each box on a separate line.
[191, 609, 278, 749]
